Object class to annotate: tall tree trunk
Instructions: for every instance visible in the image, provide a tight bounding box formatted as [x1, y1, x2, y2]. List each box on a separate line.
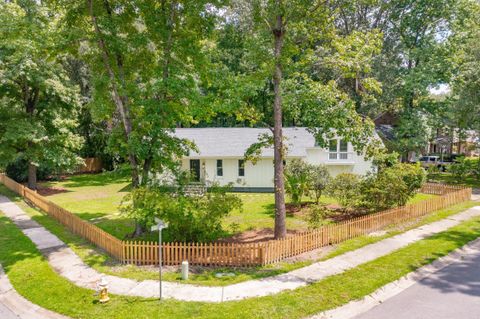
[27, 162, 37, 190]
[88, 0, 139, 186]
[272, 12, 287, 239]
[89, 0, 141, 234]
[25, 88, 38, 190]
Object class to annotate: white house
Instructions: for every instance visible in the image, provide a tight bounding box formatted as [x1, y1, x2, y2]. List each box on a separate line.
[174, 127, 376, 192]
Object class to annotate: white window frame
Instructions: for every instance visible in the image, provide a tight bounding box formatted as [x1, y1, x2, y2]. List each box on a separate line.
[238, 159, 245, 177]
[328, 139, 350, 160]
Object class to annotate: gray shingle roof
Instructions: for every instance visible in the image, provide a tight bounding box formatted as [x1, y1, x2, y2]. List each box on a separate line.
[174, 127, 316, 158]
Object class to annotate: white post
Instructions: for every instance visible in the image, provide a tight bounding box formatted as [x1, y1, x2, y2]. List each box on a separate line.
[181, 260, 189, 280]
[151, 218, 168, 302]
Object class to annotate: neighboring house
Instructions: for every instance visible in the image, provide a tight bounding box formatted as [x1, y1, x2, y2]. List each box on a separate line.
[173, 127, 376, 192]
[427, 129, 480, 157]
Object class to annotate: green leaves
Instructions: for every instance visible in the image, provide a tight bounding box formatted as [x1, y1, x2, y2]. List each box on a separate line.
[0, 1, 83, 177]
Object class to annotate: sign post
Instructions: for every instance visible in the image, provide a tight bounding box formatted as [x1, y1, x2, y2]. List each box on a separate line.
[151, 218, 168, 301]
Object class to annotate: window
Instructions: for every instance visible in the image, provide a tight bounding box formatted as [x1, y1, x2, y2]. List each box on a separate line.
[329, 139, 338, 159]
[339, 139, 348, 152]
[339, 139, 348, 159]
[328, 139, 349, 160]
[216, 159, 223, 176]
[329, 139, 337, 152]
[238, 159, 245, 177]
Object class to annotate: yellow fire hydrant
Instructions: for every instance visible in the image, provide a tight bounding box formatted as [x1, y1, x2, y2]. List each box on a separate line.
[97, 277, 110, 303]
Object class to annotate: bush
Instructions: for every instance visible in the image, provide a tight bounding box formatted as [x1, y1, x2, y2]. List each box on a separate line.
[284, 159, 312, 205]
[359, 163, 426, 212]
[5, 158, 56, 183]
[360, 171, 408, 211]
[310, 165, 331, 203]
[119, 184, 242, 242]
[395, 163, 426, 197]
[470, 158, 480, 179]
[450, 157, 480, 180]
[326, 173, 362, 210]
[307, 205, 331, 229]
[426, 165, 440, 180]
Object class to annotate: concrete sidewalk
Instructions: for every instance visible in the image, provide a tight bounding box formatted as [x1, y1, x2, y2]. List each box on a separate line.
[1, 194, 479, 302]
[0, 266, 69, 319]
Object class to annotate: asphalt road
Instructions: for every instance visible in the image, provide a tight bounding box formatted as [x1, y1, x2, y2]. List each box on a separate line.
[354, 244, 480, 319]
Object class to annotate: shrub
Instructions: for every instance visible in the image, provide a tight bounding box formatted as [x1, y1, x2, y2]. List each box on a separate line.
[119, 184, 242, 242]
[394, 163, 426, 197]
[307, 205, 331, 229]
[450, 157, 480, 180]
[5, 158, 56, 182]
[326, 173, 362, 210]
[372, 151, 399, 171]
[309, 165, 331, 203]
[360, 171, 408, 211]
[284, 159, 312, 205]
[426, 165, 440, 181]
[359, 163, 425, 212]
[470, 158, 480, 179]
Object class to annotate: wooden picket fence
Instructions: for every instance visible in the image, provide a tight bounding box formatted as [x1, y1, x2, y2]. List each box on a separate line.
[75, 157, 103, 174]
[0, 174, 123, 260]
[261, 183, 471, 264]
[0, 173, 472, 267]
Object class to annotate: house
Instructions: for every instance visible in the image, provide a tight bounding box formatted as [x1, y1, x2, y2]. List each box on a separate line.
[427, 129, 480, 157]
[173, 127, 376, 192]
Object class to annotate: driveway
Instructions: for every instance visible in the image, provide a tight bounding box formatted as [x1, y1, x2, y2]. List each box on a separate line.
[353, 240, 480, 319]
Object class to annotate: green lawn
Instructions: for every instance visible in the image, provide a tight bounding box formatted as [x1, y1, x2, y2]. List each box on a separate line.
[429, 172, 480, 189]
[41, 172, 437, 240]
[0, 184, 471, 286]
[1, 206, 480, 318]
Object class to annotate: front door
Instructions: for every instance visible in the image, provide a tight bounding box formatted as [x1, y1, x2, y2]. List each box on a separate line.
[190, 159, 201, 182]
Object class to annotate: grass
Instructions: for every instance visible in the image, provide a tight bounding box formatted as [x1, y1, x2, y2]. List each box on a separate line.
[429, 172, 480, 189]
[0, 184, 474, 286]
[41, 172, 437, 240]
[1, 205, 480, 318]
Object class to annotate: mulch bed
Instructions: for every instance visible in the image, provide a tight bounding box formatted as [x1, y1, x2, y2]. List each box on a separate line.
[36, 186, 69, 196]
[219, 228, 302, 244]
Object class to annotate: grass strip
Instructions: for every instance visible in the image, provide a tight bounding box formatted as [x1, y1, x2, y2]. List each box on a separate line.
[0, 184, 476, 286]
[0, 204, 479, 318]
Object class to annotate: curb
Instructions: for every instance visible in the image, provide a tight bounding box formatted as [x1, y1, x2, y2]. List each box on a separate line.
[309, 237, 480, 319]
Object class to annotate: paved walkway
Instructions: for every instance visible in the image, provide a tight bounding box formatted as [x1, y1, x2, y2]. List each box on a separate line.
[0, 266, 69, 319]
[1, 195, 479, 302]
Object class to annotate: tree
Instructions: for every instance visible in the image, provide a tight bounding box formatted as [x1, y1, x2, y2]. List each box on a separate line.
[310, 165, 331, 204]
[328, 0, 464, 159]
[230, 0, 380, 238]
[0, 2, 83, 189]
[284, 159, 311, 205]
[448, 1, 480, 136]
[60, 0, 220, 235]
[326, 173, 362, 210]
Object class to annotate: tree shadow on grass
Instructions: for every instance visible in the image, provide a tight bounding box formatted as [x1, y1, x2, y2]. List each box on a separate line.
[61, 171, 131, 188]
[0, 216, 45, 273]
